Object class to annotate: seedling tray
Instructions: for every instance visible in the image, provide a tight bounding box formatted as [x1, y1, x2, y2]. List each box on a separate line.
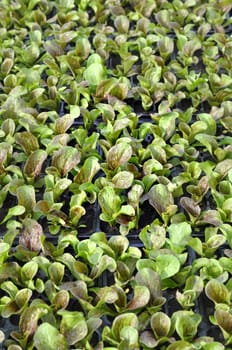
[0, 0, 232, 349]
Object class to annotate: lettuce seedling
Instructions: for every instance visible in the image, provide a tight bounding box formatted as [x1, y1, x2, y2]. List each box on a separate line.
[33, 322, 68, 350]
[205, 279, 230, 305]
[214, 308, 232, 345]
[102, 313, 139, 349]
[50, 146, 80, 177]
[98, 185, 136, 233]
[23, 150, 47, 182]
[146, 184, 177, 225]
[171, 310, 202, 342]
[140, 312, 172, 348]
[176, 275, 204, 309]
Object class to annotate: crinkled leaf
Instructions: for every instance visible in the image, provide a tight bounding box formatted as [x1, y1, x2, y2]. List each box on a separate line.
[176, 290, 197, 309]
[77, 240, 102, 265]
[33, 322, 68, 350]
